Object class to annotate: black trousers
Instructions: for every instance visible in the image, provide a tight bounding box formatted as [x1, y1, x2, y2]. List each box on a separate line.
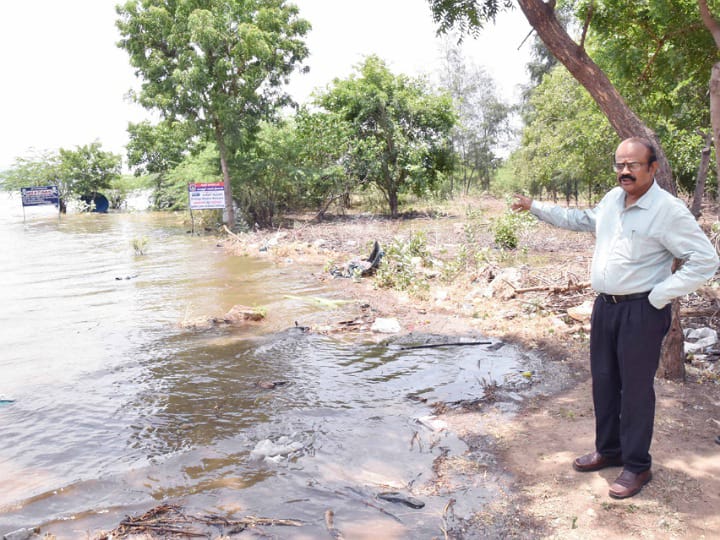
[590, 295, 672, 473]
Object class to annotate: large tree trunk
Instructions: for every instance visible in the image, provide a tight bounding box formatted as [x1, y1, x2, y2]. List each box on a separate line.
[388, 189, 399, 218]
[698, 0, 720, 212]
[214, 124, 236, 228]
[658, 300, 684, 380]
[691, 131, 712, 218]
[517, 0, 684, 378]
[710, 63, 720, 206]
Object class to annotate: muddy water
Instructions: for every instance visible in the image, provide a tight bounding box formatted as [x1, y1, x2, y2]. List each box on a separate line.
[0, 194, 543, 539]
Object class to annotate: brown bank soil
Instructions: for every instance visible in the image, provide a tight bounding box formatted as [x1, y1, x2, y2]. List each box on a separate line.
[219, 194, 720, 540]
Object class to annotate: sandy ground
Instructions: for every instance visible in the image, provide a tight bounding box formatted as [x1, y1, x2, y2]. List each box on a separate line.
[221, 194, 720, 540]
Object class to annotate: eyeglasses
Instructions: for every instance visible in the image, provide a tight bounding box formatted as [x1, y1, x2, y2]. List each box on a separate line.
[613, 161, 648, 172]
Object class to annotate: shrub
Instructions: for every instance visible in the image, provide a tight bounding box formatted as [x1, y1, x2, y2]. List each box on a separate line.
[375, 231, 432, 295]
[492, 210, 534, 250]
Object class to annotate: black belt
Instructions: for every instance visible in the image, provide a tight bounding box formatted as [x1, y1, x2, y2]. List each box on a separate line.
[599, 292, 650, 304]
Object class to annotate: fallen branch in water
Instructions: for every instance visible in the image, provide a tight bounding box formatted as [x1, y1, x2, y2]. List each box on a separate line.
[394, 341, 491, 351]
[440, 498, 456, 540]
[334, 488, 402, 523]
[223, 224, 243, 241]
[119, 523, 206, 537]
[325, 509, 345, 539]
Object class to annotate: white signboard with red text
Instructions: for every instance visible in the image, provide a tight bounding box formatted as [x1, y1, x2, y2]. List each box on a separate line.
[188, 182, 225, 210]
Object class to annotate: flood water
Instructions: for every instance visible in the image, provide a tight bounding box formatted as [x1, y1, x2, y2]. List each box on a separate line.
[0, 193, 547, 539]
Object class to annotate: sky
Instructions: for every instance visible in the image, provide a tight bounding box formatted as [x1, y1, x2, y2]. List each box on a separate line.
[0, 0, 532, 172]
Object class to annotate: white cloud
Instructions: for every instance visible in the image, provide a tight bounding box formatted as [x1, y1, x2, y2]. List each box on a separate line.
[0, 0, 531, 171]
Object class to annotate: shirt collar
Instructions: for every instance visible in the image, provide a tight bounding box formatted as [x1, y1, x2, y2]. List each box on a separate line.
[624, 180, 659, 210]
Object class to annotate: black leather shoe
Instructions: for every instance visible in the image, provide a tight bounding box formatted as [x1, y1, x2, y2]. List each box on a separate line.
[608, 469, 652, 499]
[573, 451, 623, 472]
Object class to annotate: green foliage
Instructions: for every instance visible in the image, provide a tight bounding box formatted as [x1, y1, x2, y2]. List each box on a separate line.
[490, 161, 526, 196]
[431, 0, 717, 202]
[233, 120, 305, 227]
[578, 0, 717, 189]
[59, 141, 122, 199]
[511, 67, 615, 202]
[126, 120, 195, 208]
[439, 44, 513, 195]
[126, 120, 191, 176]
[164, 144, 222, 211]
[106, 174, 152, 210]
[132, 235, 149, 255]
[374, 231, 432, 295]
[315, 55, 456, 217]
[293, 107, 355, 215]
[116, 0, 311, 225]
[0, 143, 121, 210]
[427, 0, 515, 39]
[0, 150, 62, 192]
[492, 210, 535, 250]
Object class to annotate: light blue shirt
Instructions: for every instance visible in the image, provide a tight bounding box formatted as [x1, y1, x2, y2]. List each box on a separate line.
[530, 181, 719, 309]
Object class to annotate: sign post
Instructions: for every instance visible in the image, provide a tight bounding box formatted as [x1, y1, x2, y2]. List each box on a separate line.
[188, 182, 225, 234]
[20, 186, 60, 221]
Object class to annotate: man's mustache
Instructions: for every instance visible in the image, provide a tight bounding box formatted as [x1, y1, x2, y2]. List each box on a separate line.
[619, 174, 635, 182]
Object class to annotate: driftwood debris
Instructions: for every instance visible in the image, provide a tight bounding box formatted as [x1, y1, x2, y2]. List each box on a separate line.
[681, 307, 720, 318]
[223, 224, 242, 240]
[334, 488, 402, 523]
[376, 491, 425, 509]
[100, 504, 304, 539]
[394, 341, 491, 351]
[513, 282, 591, 295]
[324, 509, 345, 540]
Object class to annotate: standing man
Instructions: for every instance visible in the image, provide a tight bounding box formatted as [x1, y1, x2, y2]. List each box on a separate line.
[512, 137, 718, 499]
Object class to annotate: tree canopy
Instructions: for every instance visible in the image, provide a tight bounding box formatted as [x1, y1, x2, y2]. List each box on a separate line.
[0, 142, 122, 212]
[439, 42, 513, 194]
[316, 55, 457, 217]
[116, 0, 311, 226]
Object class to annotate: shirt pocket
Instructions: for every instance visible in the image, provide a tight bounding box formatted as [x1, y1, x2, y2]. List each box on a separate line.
[629, 230, 659, 260]
[612, 230, 657, 262]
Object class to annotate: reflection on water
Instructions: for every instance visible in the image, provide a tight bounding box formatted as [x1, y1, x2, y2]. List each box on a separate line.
[0, 194, 541, 538]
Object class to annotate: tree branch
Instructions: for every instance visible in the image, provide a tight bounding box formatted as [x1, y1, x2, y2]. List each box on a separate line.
[580, 1, 594, 50]
[640, 24, 703, 81]
[514, 282, 591, 294]
[699, 0, 720, 49]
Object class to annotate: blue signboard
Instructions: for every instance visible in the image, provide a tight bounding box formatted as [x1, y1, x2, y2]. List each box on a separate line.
[21, 186, 60, 207]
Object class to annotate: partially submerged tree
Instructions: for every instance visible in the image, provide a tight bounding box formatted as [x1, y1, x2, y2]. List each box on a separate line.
[0, 150, 63, 195]
[59, 142, 122, 209]
[317, 55, 456, 217]
[116, 0, 310, 227]
[0, 143, 121, 212]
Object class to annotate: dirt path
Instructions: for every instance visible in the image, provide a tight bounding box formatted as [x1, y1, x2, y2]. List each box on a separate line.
[227, 195, 720, 539]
